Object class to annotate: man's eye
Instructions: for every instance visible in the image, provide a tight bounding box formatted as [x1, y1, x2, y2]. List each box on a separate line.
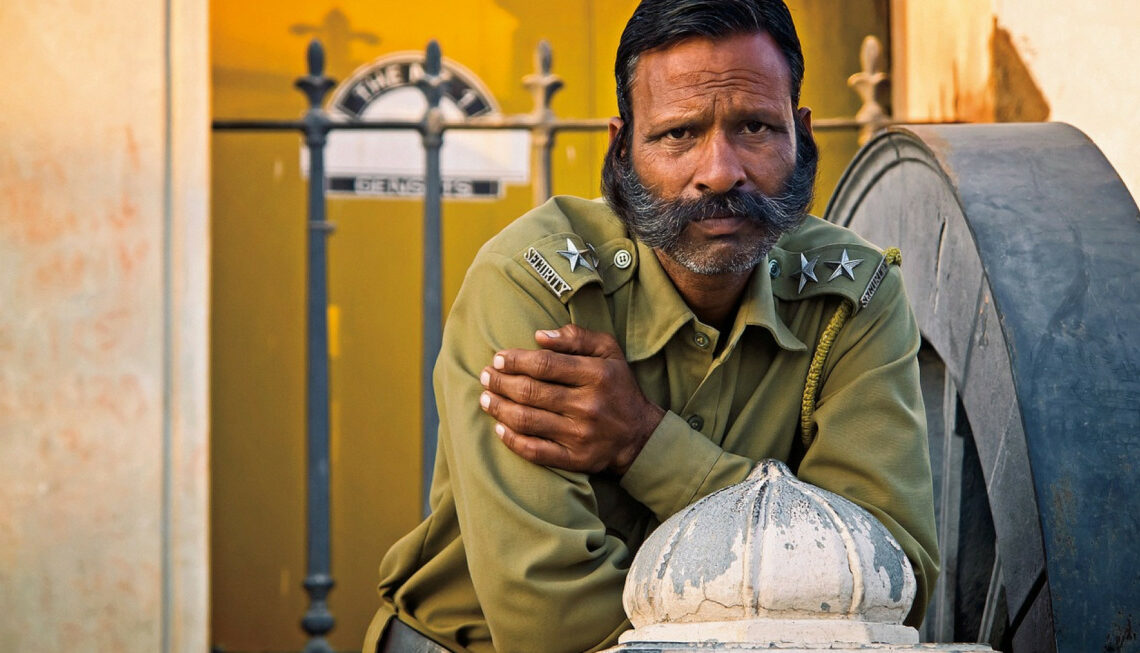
[665, 128, 690, 140]
[742, 121, 768, 134]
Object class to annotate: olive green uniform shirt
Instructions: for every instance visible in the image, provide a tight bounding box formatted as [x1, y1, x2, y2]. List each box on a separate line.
[364, 196, 938, 653]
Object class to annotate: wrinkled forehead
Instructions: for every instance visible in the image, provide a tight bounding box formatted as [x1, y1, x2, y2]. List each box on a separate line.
[629, 32, 796, 114]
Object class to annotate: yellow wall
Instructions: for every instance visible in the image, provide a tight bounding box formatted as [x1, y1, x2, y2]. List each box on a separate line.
[210, 2, 886, 650]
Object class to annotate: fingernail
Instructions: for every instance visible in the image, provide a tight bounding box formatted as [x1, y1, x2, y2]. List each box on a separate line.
[493, 354, 505, 369]
[480, 370, 490, 386]
[540, 329, 560, 338]
[480, 392, 491, 410]
[494, 423, 505, 438]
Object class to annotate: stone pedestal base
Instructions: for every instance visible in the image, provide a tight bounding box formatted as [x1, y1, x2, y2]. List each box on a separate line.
[618, 619, 919, 647]
[605, 644, 994, 652]
[603, 619, 996, 652]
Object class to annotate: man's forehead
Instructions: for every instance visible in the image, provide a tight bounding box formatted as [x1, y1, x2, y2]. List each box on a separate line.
[631, 32, 794, 106]
[656, 67, 781, 92]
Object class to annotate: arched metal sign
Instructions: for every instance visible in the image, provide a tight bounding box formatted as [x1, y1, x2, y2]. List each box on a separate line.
[826, 124, 1140, 652]
[316, 51, 529, 198]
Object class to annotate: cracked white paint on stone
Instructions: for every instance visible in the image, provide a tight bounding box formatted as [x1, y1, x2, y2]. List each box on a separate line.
[606, 460, 992, 652]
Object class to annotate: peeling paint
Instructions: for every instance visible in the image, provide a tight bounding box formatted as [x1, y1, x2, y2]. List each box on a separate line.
[1105, 612, 1136, 653]
[667, 497, 739, 596]
[626, 460, 916, 632]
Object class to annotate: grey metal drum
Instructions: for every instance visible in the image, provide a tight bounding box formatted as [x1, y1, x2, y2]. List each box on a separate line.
[825, 123, 1140, 652]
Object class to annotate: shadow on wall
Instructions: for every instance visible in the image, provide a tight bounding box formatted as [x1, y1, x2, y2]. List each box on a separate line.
[291, 9, 382, 75]
[990, 18, 1050, 122]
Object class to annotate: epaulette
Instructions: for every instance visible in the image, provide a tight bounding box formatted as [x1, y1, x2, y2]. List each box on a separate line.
[769, 244, 901, 315]
[514, 233, 638, 304]
[793, 245, 903, 451]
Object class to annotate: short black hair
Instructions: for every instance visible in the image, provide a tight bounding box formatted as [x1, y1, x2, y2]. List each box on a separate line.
[614, 0, 805, 123]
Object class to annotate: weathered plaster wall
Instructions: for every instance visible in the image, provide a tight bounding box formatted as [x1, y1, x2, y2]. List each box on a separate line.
[892, 0, 1140, 201]
[891, 0, 996, 124]
[0, 0, 209, 650]
[991, 0, 1140, 202]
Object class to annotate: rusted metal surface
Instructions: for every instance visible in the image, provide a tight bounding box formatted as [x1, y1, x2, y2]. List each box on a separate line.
[826, 123, 1140, 651]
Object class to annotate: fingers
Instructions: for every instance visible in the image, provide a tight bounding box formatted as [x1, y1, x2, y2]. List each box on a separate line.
[480, 364, 576, 413]
[479, 323, 646, 475]
[487, 325, 622, 387]
[479, 386, 603, 473]
[494, 423, 583, 471]
[534, 324, 623, 359]
[479, 387, 573, 441]
[489, 347, 599, 387]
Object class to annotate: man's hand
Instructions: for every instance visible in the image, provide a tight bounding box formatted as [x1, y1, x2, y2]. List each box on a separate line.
[478, 324, 665, 475]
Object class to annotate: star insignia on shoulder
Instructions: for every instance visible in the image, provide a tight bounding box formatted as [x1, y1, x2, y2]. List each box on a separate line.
[556, 238, 598, 272]
[793, 253, 820, 293]
[825, 249, 864, 281]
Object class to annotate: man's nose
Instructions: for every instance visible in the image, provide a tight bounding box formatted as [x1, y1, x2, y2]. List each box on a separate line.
[693, 133, 748, 195]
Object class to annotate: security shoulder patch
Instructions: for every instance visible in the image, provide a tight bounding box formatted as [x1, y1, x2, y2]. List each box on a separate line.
[769, 244, 900, 313]
[516, 233, 605, 304]
[523, 247, 572, 298]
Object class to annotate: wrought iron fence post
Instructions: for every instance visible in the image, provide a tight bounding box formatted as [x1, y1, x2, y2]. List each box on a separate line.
[416, 41, 445, 517]
[295, 38, 337, 653]
[522, 41, 564, 207]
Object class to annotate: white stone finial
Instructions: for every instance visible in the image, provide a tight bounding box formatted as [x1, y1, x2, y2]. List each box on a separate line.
[848, 35, 890, 144]
[614, 459, 922, 650]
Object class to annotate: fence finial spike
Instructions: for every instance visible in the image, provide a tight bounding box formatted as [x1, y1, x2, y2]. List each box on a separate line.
[425, 40, 442, 76]
[860, 35, 883, 75]
[307, 39, 326, 76]
[523, 40, 564, 119]
[538, 40, 553, 76]
[296, 39, 335, 111]
[847, 34, 890, 144]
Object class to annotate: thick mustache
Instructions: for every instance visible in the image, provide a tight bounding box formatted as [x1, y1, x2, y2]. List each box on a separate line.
[670, 191, 771, 223]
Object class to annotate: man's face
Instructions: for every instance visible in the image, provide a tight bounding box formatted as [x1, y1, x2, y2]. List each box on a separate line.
[606, 31, 816, 275]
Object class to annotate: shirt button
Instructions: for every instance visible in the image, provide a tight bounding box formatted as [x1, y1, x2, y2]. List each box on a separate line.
[687, 415, 705, 431]
[693, 332, 710, 349]
[613, 249, 633, 269]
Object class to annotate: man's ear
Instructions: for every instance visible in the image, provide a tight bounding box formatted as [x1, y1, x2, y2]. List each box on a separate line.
[608, 117, 624, 150]
[797, 107, 813, 137]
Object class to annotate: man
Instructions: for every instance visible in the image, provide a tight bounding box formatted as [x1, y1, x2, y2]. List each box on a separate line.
[364, 2, 938, 651]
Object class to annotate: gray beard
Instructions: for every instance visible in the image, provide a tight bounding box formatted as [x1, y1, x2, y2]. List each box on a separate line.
[603, 126, 818, 276]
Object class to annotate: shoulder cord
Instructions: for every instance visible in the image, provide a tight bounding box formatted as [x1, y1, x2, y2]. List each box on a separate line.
[799, 247, 902, 450]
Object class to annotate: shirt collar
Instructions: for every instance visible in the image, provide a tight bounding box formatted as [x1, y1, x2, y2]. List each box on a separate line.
[624, 241, 806, 362]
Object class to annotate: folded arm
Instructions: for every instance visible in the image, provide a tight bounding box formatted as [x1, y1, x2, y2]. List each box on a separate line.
[480, 264, 938, 626]
[439, 254, 645, 653]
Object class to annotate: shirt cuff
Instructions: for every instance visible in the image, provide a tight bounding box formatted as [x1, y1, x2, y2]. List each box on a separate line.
[619, 411, 725, 521]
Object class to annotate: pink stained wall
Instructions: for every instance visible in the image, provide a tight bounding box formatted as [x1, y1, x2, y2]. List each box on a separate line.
[0, 0, 210, 650]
